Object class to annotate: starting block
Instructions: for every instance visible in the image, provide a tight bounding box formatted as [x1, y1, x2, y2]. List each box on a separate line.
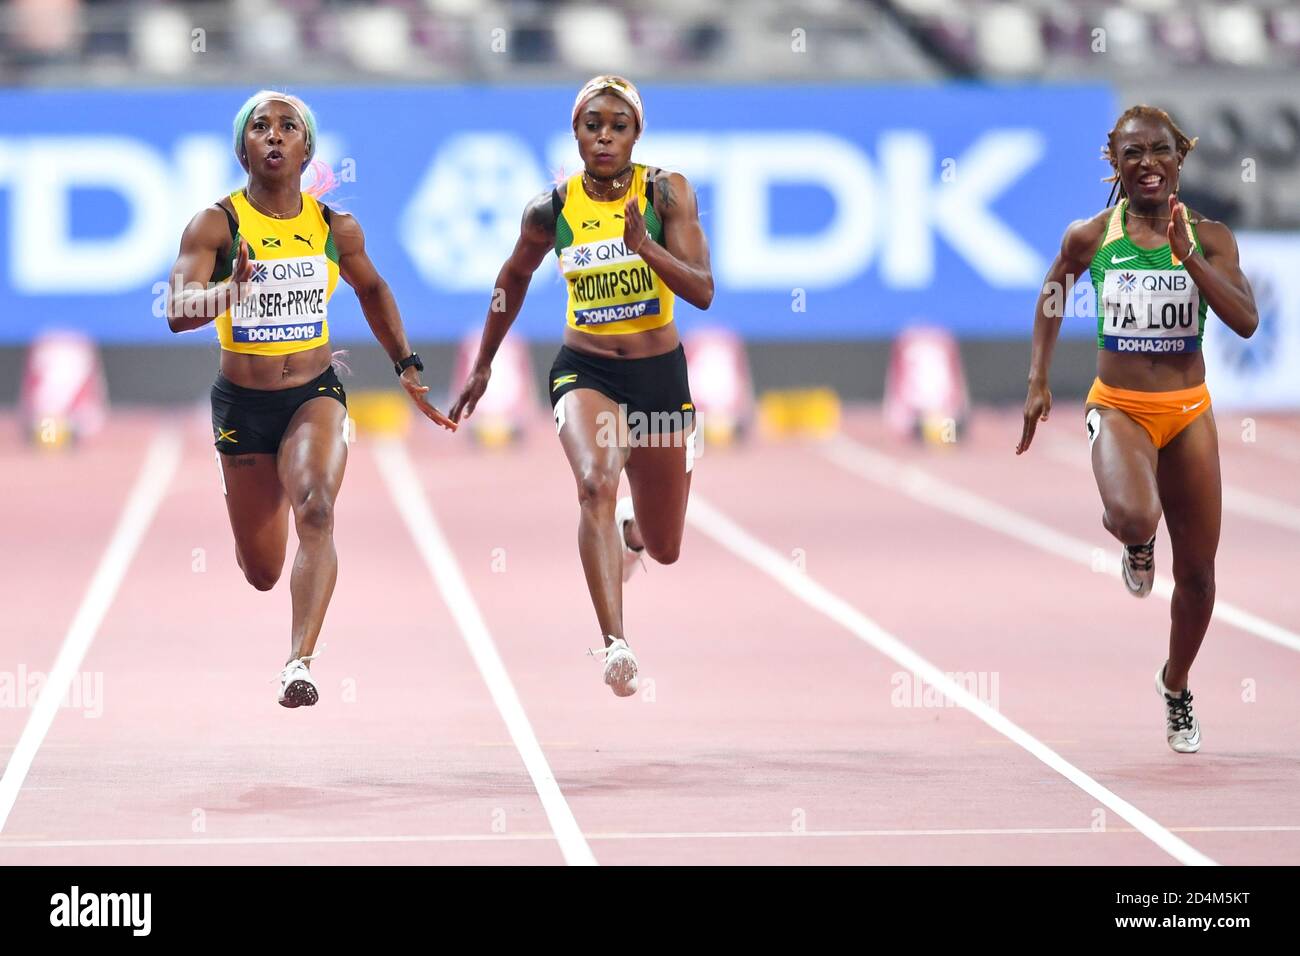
[758, 387, 841, 440]
[346, 389, 411, 440]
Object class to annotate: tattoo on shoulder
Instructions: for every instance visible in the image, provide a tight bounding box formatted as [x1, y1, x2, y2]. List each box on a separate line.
[525, 192, 557, 237]
[657, 173, 680, 209]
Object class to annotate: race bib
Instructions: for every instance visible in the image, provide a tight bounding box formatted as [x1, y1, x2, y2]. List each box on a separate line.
[1100, 269, 1200, 353]
[230, 254, 328, 344]
[562, 237, 661, 327]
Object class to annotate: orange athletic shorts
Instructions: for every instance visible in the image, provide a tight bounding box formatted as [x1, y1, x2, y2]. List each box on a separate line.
[1085, 378, 1212, 449]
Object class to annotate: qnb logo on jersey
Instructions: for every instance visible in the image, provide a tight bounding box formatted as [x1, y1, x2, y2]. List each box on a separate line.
[562, 237, 639, 273]
[1142, 273, 1188, 292]
[49, 886, 151, 936]
[262, 259, 318, 281]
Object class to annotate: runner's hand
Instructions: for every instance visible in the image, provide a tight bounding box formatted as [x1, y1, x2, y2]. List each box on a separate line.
[624, 195, 649, 253]
[1167, 195, 1194, 261]
[1017, 380, 1052, 455]
[400, 367, 457, 431]
[230, 238, 253, 305]
[449, 364, 491, 424]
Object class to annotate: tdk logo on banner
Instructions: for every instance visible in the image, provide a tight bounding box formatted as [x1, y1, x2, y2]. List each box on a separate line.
[0, 86, 1103, 342]
[401, 129, 1049, 291]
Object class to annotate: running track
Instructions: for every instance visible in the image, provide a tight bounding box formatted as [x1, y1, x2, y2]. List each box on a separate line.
[1, 405, 1296, 865]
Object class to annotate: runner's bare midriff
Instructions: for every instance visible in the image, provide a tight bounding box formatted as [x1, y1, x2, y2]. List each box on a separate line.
[1097, 349, 1205, 393]
[220, 342, 333, 389]
[562, 322, 680, 360]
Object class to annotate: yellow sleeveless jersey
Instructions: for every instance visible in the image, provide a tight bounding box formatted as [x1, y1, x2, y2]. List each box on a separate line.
[555, 164, 674, 335]
[214, 190, 339, 355]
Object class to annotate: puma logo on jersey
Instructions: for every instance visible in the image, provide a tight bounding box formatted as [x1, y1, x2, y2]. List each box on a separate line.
[294, 233, 315, 249]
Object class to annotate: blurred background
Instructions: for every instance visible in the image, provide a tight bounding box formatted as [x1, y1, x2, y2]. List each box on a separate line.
[0, 0, 1297, 425]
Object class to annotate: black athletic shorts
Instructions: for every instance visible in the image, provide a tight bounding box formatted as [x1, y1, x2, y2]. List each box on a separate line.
[211, 364, 347, 456]
[547, 343, 694, 434]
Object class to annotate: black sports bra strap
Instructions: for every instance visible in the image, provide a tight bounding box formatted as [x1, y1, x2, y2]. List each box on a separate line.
[217, 202, 238, 244]
[646, 173, 654, 209]
[319, 201, 332, 227]
[551, 187, 562, 220]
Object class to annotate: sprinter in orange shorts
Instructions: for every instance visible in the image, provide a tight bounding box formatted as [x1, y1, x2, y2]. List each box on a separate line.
[1016, 106, 1259, 754]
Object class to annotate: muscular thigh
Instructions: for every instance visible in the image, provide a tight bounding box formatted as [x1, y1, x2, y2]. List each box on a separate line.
[555, 388, 627, 488]
[277, 396, 348, 504]
[1157, 411, 1221, 566]
[219, 452, 289, 565]
[1089, 405, 1160, 518]
[624, 428, 693, 548]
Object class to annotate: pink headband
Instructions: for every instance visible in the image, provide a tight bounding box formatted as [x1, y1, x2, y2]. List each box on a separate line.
[571, 76, 644, 133]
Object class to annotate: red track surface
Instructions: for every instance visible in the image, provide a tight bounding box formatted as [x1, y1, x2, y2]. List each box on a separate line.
[1, 405, 1296, 865]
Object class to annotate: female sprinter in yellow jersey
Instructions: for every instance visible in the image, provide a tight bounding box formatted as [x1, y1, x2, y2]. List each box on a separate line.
[1017, 106, 1259, 752]
[450, 76, 714, 697]
[166, 91, 456, 707]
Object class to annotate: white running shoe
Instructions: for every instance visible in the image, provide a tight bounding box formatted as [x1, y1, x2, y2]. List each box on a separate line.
[592, 637, 639, 698]
[615, 496, 646, 584]
[1121, 534, 1156, 598]
[1156, 663, 1201, 754]
[277, 652, 321, 708]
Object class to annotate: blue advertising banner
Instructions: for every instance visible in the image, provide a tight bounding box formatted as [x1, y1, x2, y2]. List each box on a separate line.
[0, 85, 1116, 344]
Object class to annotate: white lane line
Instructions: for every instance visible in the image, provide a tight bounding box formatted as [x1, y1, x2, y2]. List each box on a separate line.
[0, 428, 183, 834]
[685, 494, 1216, 867]
[7, 823, 1297, 849]
[372, 439, 596, 867]
[823, 435, 1300, 654]
[1043, 439, 1300, 535]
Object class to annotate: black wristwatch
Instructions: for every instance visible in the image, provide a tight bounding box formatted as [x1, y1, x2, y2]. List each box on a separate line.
[394, 353, 423, 376]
